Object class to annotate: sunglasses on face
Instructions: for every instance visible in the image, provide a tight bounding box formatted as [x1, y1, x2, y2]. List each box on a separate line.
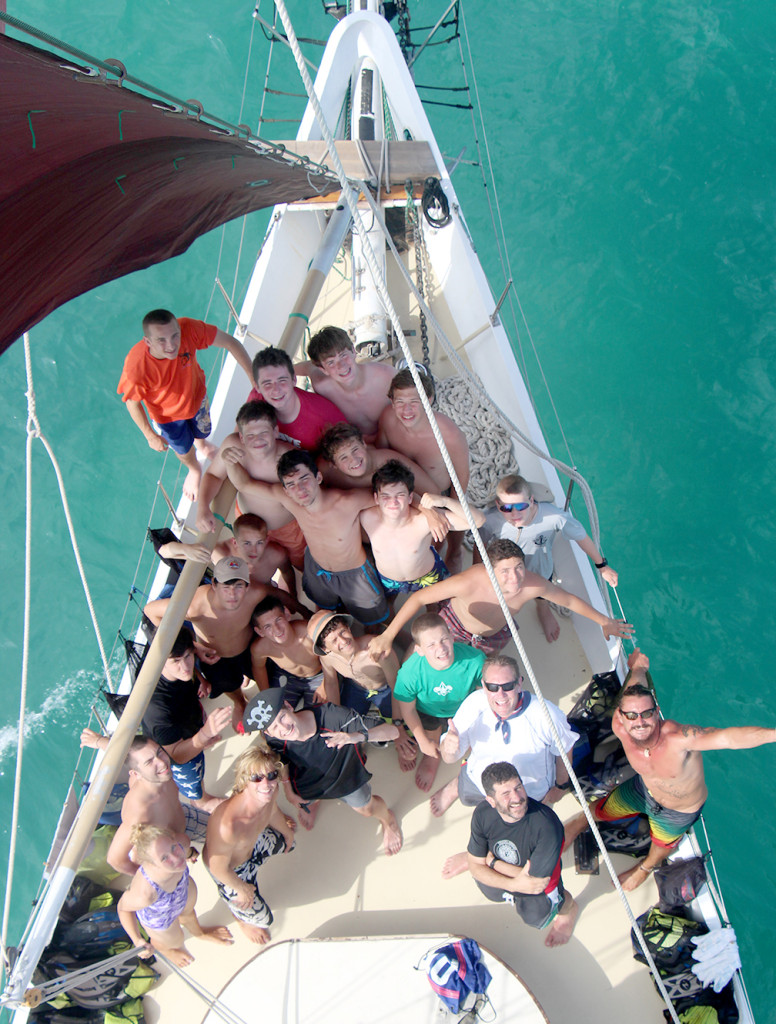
[483, 678, 520, 692]
[497, 502, 530, 513]
[249, 770, 280, 783]
[619, 707, 658, 721]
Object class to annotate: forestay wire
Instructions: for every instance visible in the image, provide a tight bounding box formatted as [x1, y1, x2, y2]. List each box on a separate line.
[272, 4, 680, 1019]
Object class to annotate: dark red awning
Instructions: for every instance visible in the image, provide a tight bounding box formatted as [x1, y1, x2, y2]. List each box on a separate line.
[0, 34, 334, 356]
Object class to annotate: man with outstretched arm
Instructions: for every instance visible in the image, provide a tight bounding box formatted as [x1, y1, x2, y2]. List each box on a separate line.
[564, 647, 776, 891]
[467, 761, 580, 948]
[118, 309, 254, 500]
[369, 538, 632, 662]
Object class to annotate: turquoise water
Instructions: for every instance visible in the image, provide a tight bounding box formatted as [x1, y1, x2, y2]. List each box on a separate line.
[2, 1, 775, 1018]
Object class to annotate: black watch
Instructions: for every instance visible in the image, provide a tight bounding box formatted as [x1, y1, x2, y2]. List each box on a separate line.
[595, 558, 608, 569]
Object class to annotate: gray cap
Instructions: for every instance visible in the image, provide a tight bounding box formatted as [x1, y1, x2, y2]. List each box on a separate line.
[213, 556, 250, 584]
[242, 689, 287, 733]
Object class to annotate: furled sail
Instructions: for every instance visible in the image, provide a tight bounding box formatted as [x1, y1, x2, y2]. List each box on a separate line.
[0, 33, 335, 356]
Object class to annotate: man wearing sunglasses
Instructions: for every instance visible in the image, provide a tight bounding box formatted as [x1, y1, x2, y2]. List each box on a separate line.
[204, 745, 296, 945]
[478, 474, 619, 644]
[565, 648, 776, 891]
[430, 655, 577, 878]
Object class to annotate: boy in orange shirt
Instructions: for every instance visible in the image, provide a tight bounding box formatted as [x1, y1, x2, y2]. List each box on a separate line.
[118, 308, 253, 500]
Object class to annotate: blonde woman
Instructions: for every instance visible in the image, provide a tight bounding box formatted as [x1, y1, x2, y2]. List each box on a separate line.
[118, 824, 233, 966]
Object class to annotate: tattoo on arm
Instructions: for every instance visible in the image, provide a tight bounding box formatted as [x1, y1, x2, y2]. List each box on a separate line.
[680, 724, 715, 738]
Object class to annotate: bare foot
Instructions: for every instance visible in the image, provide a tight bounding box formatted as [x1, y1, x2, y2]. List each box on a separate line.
[536, 600, 560, 643]
[430, 778, 459, 818]
[182, 465, 203, 502]
[237, 921, 271, 945]
[201, 925, 234, 945]
[194, 437, 219, 461]
[396, 735, 418, 773]
[442, 851, 469, 879]
[382, 810, 403, 856]
[617, 862, 652, 892]
[415, 754, 440, 792]
[297, 801, 319, 831]
[545, 897, 580, 947]
[163, 945, 195, 967]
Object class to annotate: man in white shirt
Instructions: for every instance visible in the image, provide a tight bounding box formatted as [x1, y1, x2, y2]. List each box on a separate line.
[432, 654, 577, 877]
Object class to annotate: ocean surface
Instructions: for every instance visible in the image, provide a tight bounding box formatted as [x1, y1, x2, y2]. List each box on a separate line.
[2, 0, 775, 1017]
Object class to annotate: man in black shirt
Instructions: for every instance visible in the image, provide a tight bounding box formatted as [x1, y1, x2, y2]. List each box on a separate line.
[142, 627, 231, 812]
[467, 761, 579, 947]
[242, 688, 404, 855]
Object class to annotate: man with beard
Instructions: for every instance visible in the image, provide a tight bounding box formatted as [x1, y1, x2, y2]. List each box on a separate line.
[564, 648, 776, 891]
[467, 761, 579, 948]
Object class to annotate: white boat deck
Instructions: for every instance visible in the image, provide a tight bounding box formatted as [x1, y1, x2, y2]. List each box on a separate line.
[143, 607, 664, 1024]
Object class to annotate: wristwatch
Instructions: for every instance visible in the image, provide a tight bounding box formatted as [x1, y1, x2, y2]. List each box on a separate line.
[595, 558, 608, 569]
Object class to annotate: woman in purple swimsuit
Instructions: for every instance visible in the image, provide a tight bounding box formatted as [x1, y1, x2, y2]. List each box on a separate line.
[118, 825, 233, 967]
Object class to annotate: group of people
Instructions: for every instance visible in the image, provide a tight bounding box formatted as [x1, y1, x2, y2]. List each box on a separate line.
[102, 310, 776, 966]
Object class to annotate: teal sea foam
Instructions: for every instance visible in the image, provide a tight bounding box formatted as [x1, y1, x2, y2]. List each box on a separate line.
[2, 1, 775, 1019]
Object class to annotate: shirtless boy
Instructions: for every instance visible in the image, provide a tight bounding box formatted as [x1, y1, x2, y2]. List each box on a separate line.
[196, 401, 306, 570]
[251, 595, 340, 706]
[296, 326, 395, 443]
[223, 448, 389, 627]
[369, 539, 632, 662]
[85, 737, 209, 876]
[478, 473, 619, 643]
[242, 687, 403, 853]
[118, 309, 254, 501]
[361, 460, 484, 596]
[204, 745, 296, 944]
[317, 423, 437, 495]
[214, 513, 296, 595]
[564, 647, 776, 891]
[144, 557, 298, 727]
[307, 610, 417, 772]
[249, 346, 346, 451]
[377, 368, 470, 572]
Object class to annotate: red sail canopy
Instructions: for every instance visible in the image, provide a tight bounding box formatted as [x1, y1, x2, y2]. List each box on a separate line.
[0, 34, 334, 356]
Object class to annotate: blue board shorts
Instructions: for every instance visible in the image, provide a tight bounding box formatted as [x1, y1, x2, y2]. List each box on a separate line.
[157, 396, 211, 454]
[171, 752, 206, 801]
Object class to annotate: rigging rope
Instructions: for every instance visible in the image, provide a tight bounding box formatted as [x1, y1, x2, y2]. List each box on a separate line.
[456, 3, 578, 467]
[155, 951, 250, 1024]
[2, 333, 115, 958]
[270, 8, 682, 1016]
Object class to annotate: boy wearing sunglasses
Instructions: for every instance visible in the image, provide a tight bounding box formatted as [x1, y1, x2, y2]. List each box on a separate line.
[204, 746, 296, 946]
[478, 474, 618, 643]
[564, 648, 776, 891]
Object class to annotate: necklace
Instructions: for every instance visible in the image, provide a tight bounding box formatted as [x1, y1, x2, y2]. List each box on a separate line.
[641, 721, 660, 758]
